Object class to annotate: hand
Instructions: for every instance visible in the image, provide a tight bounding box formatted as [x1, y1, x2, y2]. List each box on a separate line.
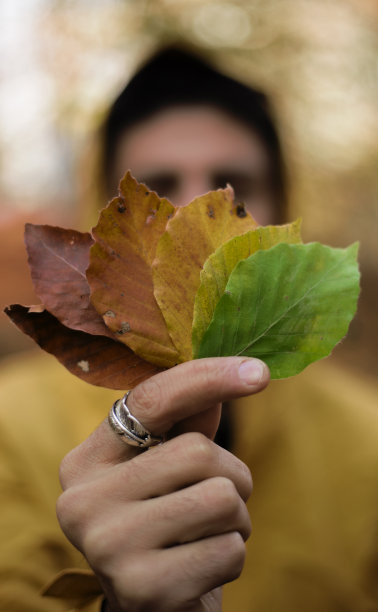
[57, 357, 269, 612]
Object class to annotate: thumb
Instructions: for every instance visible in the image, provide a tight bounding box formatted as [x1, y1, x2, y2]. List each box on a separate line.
[60, 357, 269, 487]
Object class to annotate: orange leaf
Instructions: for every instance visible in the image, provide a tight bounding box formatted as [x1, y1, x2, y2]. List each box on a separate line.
[152, 187, 258, 362]
[87, 172, 179, 368]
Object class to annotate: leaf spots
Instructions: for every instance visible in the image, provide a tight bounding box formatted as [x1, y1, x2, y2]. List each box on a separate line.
[116, 194, 127, 213]
[77, 360, 90, 372]
[236, 203, 247, 218]
[146, 209, 157, 225]
[207, 205, 215, 219]
[104, 310, 116, 318]
[116, 321, 131, 335]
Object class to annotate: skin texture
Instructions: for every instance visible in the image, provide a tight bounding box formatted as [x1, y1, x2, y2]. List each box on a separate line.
[57, 357, 269, 611]
[111, 105, 276, 225]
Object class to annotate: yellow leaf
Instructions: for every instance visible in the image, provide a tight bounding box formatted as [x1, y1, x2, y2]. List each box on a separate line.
[192, 220, 302, 355]
[152, 187, 258, 362]
[87, 172, 179, 367]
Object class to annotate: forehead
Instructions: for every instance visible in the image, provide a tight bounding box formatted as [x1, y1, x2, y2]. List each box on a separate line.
[114, 104, 270, 173]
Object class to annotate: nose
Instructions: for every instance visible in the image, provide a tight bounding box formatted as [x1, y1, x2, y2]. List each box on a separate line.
[174, 172, 212, 207]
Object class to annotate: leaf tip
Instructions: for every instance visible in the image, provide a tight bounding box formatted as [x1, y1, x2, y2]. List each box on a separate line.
[224, 183, 235, 200]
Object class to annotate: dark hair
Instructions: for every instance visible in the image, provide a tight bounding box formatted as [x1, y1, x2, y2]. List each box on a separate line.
[102, 46, 287, 219]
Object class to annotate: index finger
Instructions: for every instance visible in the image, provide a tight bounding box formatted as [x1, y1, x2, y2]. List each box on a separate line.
[62, 356, 269, 479]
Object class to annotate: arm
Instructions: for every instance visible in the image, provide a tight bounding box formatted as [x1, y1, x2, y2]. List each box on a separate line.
[57, 356, 269, 612]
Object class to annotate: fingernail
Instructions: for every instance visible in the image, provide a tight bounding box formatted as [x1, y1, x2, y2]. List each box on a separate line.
[238, 359, 264, 386]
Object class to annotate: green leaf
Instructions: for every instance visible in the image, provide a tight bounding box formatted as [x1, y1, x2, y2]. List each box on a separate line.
[192, 220, 302, 357]
[195, 242, 360, 378]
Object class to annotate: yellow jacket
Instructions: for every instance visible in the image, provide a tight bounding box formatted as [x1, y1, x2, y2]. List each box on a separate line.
[0, 350, 377, 611]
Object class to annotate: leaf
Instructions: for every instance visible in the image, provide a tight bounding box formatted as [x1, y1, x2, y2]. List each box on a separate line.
[87, 172, 179, 368]
[5, 305, 162, 389]
[25, 224, 113, 338]
[152, 187, 258, 362]
[192, 220, 302, 356]
[196, 242, 360, 378]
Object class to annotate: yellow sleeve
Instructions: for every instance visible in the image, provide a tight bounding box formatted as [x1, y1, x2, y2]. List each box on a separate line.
[42, 569, 103, 611]
[70, 600, 103, 612]
[0, 412, 82, 611]
[223, 361, 378, 612]
[0, 351, 118, 611]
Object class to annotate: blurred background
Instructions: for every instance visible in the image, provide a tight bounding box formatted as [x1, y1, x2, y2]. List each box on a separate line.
[0, 0, 377, 377]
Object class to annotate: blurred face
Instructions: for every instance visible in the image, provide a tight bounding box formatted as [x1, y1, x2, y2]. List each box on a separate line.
[112, 105, 277, 225]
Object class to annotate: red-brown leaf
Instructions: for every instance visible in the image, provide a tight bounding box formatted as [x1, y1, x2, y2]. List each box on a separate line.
[5, 305, 162, 389]
[25, 224, 113, 338]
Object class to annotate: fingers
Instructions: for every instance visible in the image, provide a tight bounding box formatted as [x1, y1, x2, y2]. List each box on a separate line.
[63, 430, 252, 499]
[61, 472, 251, 553]
[103, 533, 245, 612]
[58, 470, 248, 611]
[58, 437, 253, 561]
[58, 434, 253, 545]
[114, 432, 252, 501]
[60, 356, 269, 484]
[129, 477, 252, 546]
[153, 532, 246, 602]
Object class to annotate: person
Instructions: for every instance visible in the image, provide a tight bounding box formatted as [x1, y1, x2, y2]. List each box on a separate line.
[1, 46, 378, 612]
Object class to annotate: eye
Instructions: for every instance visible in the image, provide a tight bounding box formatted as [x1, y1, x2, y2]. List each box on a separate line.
[140, 173, 179, 200]
[213, 171, 266, 201]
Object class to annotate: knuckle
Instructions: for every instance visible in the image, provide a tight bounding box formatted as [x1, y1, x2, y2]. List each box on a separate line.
[114, 555, 163, 609]
[130, 376, 163, 424]
[178, 431, 216, 465]
[59, 448, 80, 490]
[82, 513, 135, 572]
[56, 488, 74, 525]
[55, 492, 68, 529]
[56, 486, 85, 539]
[82, 526, 117, 570]
[187, 357, 234, 397]
[208, 476, 240, 513]
[225, 532, 246, 580]
[177, 358, 223, 402]
[239, 461, 253, 499]
[190, 358, 220, 395]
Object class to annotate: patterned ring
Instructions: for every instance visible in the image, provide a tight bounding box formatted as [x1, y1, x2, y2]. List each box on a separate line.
[108, 391, 164, 449]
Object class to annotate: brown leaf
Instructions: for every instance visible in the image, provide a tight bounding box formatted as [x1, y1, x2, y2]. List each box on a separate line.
[5, 305, 162, 389]
[88, 172, 179, 368]
[25, 224, 113, 338]
[152, 187, 258, 362]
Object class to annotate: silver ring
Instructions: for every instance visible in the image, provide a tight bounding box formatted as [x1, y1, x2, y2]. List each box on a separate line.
[108, 391, 164, 449]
